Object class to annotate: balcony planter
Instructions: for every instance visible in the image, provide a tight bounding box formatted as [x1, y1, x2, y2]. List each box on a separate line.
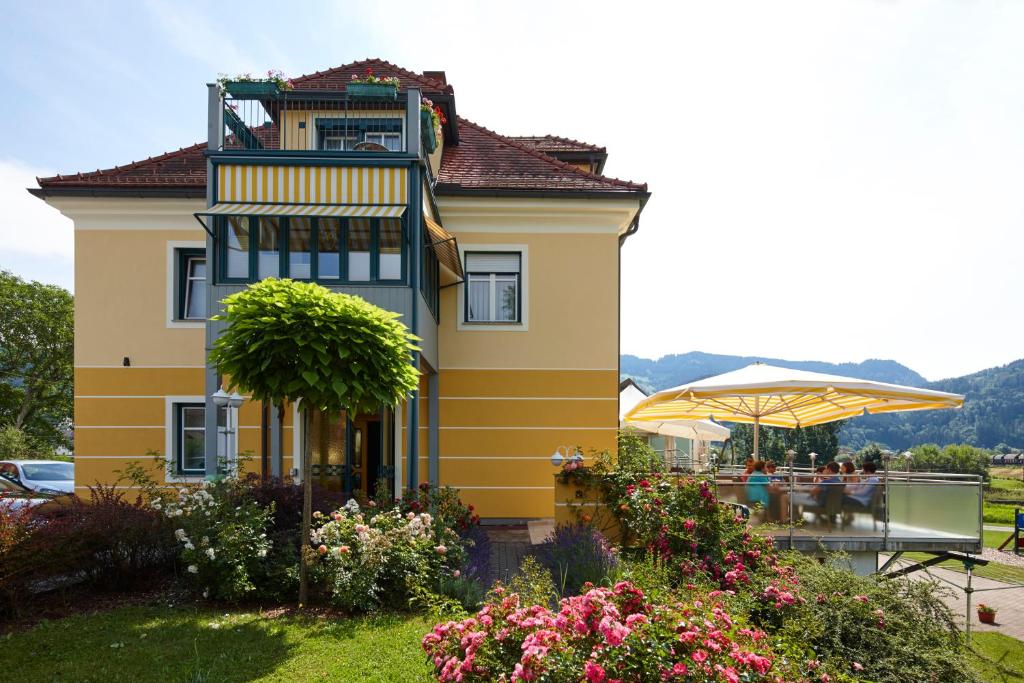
[421, 110, 438, 153]
[223, 81, 281, 98]
[978, 604, 997, 624]
[346, 82, 398, 100]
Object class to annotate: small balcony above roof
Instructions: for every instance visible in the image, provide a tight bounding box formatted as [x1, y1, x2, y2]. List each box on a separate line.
[211, 82, 439, 159]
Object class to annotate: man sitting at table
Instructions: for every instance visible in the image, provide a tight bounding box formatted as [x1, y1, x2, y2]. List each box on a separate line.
[842, 461, 880, 509]
[790, 461, 842, 507]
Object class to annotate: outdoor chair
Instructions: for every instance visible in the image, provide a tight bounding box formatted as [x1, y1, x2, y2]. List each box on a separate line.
[800, 484, 846, 530]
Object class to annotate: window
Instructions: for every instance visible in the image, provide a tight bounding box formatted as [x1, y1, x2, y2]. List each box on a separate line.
[175, 404, 205, 475]
[218, 216, 405, 284]
[176, 249, 206, 320]
[464, 252, 521, 323]
[316, 118, 404, 152]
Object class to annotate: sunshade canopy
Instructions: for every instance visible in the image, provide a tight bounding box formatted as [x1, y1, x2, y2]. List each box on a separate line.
[620, 380, 731, 442]
[625, 363, 964, 429]
[196, 203, 406, 218]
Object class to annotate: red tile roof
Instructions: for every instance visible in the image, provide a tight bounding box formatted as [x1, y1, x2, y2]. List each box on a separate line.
[508, 135, 606, 154]
[33, 60, 646, 199]
[435, 118, 645, 196]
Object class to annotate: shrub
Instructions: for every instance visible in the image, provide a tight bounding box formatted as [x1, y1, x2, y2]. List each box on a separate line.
[492, 556, 557, 609]
[159, 481, 274, 602]
[422, 581, 826, 682]
[773, 553, 977, 683]
[530, 523, 617, 597]
[312, 500, 464, 612]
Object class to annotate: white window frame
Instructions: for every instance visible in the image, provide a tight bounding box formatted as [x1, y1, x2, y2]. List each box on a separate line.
[457, 244, 529, 332]
[166, 241, 206, 329]
[182, 254, 206, 320]
[364, 131, 402, 151]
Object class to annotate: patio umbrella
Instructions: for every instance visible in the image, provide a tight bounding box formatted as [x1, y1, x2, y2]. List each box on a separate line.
[620, 379, 731, 441]
[624, 363, 964, 457]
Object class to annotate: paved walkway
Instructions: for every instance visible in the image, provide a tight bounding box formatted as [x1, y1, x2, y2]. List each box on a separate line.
[883, 555, 1024, 641]
[484, 525, 531, 585]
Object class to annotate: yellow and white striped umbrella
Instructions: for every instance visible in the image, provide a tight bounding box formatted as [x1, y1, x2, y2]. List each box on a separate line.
[624, 363, 964, 456]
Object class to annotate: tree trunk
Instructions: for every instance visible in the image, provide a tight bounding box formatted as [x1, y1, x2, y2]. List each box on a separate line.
[298, 405, 313, 607]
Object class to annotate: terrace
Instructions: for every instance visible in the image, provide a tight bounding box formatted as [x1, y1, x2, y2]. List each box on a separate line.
[715, 466, 983, 553]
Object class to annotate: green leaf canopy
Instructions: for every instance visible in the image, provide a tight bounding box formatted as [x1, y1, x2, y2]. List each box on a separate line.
[209, 279, 420, 414]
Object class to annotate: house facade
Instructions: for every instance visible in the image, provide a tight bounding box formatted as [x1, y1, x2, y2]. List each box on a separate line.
[31, 60, 648, 520]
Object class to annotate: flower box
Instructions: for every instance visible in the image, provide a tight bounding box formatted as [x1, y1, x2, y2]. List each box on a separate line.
[978, 607, 997, 624]
[346, 82, 398, 100]
[223, 81, 281, 98]
[421, 109, 437, 153]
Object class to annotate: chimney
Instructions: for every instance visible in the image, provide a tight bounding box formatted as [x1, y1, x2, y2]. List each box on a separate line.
[423, 71, 447, 86]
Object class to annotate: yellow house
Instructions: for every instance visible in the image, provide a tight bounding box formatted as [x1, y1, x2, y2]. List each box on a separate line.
[30, 59, 649, 520]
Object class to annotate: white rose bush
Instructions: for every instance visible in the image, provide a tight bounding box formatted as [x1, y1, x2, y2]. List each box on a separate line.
[160, 480, 274, 602]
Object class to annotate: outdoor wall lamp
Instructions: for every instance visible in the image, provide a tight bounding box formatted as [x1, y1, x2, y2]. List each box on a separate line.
[212, 390, 245, 475]
[550, 445, 582, 467]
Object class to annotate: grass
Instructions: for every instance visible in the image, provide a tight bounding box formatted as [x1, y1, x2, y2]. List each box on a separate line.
[901, 551, 1024, 584]
[3, 605, 433, 682]
[968, 632, 1024, 682]
[990, 477, 1024, 491]
[984, 502, 1020, 525]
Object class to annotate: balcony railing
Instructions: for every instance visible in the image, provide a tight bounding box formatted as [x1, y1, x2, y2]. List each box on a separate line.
[715, 467, 982, 552]
[216, 89, 423, 155]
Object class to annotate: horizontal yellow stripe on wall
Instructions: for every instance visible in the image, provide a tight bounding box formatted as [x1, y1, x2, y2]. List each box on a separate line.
[439, 398, 617, 429]
[75, 397, 164, 427]
[439, 369, 619, 399]
[451, 488, 553, 519]
[438, 429, 616, 458]
[75, 368, 204, 396]
[439, 460, 560, 488]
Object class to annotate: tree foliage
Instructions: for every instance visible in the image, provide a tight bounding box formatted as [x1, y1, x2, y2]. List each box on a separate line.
[0, 271, 73, 453]
[209, 279, 420, 414]
[727, 422, 841, 465]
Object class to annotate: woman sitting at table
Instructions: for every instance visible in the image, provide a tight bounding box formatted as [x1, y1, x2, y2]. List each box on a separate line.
[739, 457, 756, 482]
[840, 461, 859, 483]
[745, 460, 771, 510]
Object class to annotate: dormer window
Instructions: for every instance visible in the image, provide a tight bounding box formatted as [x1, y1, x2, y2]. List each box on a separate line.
[316, 118, 404, 151]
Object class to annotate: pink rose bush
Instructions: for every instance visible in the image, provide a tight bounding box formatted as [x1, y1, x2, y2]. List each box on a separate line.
[422, 581, 818, 682]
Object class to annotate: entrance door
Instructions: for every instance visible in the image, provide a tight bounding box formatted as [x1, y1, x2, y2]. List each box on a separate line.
[307, 409, 391, 500]
[350, 415, 382, 499]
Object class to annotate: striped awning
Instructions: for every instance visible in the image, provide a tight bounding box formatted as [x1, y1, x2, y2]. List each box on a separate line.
[197, 203, 406, 218]
[424, 216, 464, 278]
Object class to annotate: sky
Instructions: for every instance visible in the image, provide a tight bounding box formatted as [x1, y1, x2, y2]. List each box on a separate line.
[0, 0, 1021, 381]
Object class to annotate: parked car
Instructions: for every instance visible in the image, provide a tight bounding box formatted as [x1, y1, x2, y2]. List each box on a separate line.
[0, 460, 74, 495]
[0, 475, 62, 511]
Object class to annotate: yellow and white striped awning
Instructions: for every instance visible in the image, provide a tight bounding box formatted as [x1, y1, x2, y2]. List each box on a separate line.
[625, 363, 964, 430]
[197, 203, 406, 218]
[217, 164, 408, 205]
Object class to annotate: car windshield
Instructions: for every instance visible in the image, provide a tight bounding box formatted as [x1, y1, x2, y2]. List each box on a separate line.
[20, 463, 73, 481]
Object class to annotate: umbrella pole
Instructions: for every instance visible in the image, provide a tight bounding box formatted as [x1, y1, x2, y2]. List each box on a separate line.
[752, 405, 760, 458]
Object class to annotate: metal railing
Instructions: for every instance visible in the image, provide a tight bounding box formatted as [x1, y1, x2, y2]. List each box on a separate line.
[713, 466, 983, 549]
[220, 90, 416, 154]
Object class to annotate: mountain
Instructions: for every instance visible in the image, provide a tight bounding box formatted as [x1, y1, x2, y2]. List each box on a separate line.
[619, 352, 926, 393]
[619, 352, 1024, 450]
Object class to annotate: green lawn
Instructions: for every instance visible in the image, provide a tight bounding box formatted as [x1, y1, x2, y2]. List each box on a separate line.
[3, 605, 433, 682]
[901, 552, 1024, 584]
[984, 502, 1021, 526]
[969, 632, 1024, 682]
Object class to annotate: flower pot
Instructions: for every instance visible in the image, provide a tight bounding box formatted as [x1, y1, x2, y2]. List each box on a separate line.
[223, 81, 280, 98]
[978, 610, 996, 624]
[346, 82, 398, 100]
[421, 110, 438, 153]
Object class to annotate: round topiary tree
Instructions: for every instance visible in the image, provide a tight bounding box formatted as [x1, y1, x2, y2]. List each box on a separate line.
[209, 278, 420, 605]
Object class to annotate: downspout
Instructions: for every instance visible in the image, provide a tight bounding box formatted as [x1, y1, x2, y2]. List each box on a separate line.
[406, 87, 422, 492]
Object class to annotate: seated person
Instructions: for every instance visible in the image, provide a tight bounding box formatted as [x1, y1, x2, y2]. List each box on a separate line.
[745, 460, 771, 509]
[840, 461, 859, 483]
[765, 461, 785, 482]
[842, 461, 880, 509]
[790, 461, 842, 507]
[739, 457, 756, 482]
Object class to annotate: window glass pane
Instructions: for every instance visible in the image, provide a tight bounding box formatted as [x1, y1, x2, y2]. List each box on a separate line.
[495, 277, 518, 322]
[190, 258, 207, 279]
[347, 218, 371, 281]
[226, 217, 249, 279]
[182, 430, 205, 471]
[318, 218, 341, 279]
[183, 256, 207, 320]
[258, 217, 281, 279]
[288, 217, 312, 279]
[365, 132, 402, 151]
[379, 219, 402, 280]
[468, 276, 490, 322]
[182, 406, 205, 428]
